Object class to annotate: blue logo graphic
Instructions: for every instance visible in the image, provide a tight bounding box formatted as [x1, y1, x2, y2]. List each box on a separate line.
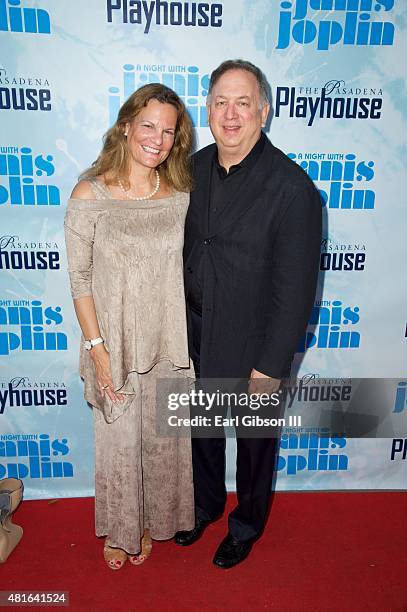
[297, 299, 360, 353]
[0, 299, 67, 356]
[0, 433, 73, 479]
[0, 235, 60, 269]
[0, 0, 50, 34]
[106, 0, 223, 33]
[289, 152, 375, 210]
[108, 63, 210, 127]
[393, 382, 407, 414]
[275, 81, 383, 126]
[276, 432, 348, 475]
[276, 0, 395, 51]
[0, 146, 59, 205]
[320, 238, 366, 271]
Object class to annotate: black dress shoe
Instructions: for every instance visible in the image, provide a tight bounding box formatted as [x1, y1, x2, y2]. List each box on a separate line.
[174, 518, 210, 546]
[213, 533, 253, 569]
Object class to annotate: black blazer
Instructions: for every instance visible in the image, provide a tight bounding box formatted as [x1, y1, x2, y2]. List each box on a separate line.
[184, 136, 322, 379]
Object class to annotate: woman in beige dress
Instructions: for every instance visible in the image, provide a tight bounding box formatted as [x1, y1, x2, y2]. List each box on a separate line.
[64, 84, 195, 570]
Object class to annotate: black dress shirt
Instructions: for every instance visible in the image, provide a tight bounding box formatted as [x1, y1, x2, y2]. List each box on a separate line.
[187, 132, 266, 315]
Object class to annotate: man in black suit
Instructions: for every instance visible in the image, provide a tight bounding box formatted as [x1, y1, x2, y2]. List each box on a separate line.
[175, 60, 321, 568]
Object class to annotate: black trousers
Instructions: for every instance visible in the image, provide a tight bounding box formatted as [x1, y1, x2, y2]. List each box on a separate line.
[189, 307, 278, 542]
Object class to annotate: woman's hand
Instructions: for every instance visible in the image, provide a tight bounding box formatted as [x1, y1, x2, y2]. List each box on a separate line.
[90, 343, 125, 402]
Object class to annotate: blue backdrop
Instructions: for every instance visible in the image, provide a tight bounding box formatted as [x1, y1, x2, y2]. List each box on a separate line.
[1, 0, 406, 498]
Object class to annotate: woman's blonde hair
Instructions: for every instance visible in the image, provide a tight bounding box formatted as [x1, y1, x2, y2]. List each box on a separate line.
[82, 83, 194, 192]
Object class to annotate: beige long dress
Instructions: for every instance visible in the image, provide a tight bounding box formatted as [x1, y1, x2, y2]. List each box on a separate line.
[64, 179, 195, 554]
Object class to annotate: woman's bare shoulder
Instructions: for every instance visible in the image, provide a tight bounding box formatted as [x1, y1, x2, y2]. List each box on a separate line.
[70, 179, 95, 200]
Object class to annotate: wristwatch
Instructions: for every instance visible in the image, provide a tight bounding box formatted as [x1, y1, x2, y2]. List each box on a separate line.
[83, 337, 104, 351]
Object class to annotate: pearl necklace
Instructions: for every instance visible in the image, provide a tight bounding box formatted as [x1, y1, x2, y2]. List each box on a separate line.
[118, 170, 160, 201]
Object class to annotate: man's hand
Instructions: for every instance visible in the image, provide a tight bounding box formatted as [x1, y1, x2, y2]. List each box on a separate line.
[249, 368, 281, 394]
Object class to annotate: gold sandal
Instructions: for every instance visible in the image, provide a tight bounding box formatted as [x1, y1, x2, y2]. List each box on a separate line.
[103, 544, 127, 570]
[128, 530, 152, 565]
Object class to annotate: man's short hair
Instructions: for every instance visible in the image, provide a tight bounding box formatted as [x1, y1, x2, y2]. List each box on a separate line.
[208, 59, 269, 106]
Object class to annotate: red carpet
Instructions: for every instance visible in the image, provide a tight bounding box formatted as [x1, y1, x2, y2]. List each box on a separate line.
[1, 493, 406, 611]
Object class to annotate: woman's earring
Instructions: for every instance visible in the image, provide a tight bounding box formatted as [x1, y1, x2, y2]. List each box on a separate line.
[124, 132, 128, 137]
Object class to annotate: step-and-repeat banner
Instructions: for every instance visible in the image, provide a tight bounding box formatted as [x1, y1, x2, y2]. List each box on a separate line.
[1, 1, 406, 498]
